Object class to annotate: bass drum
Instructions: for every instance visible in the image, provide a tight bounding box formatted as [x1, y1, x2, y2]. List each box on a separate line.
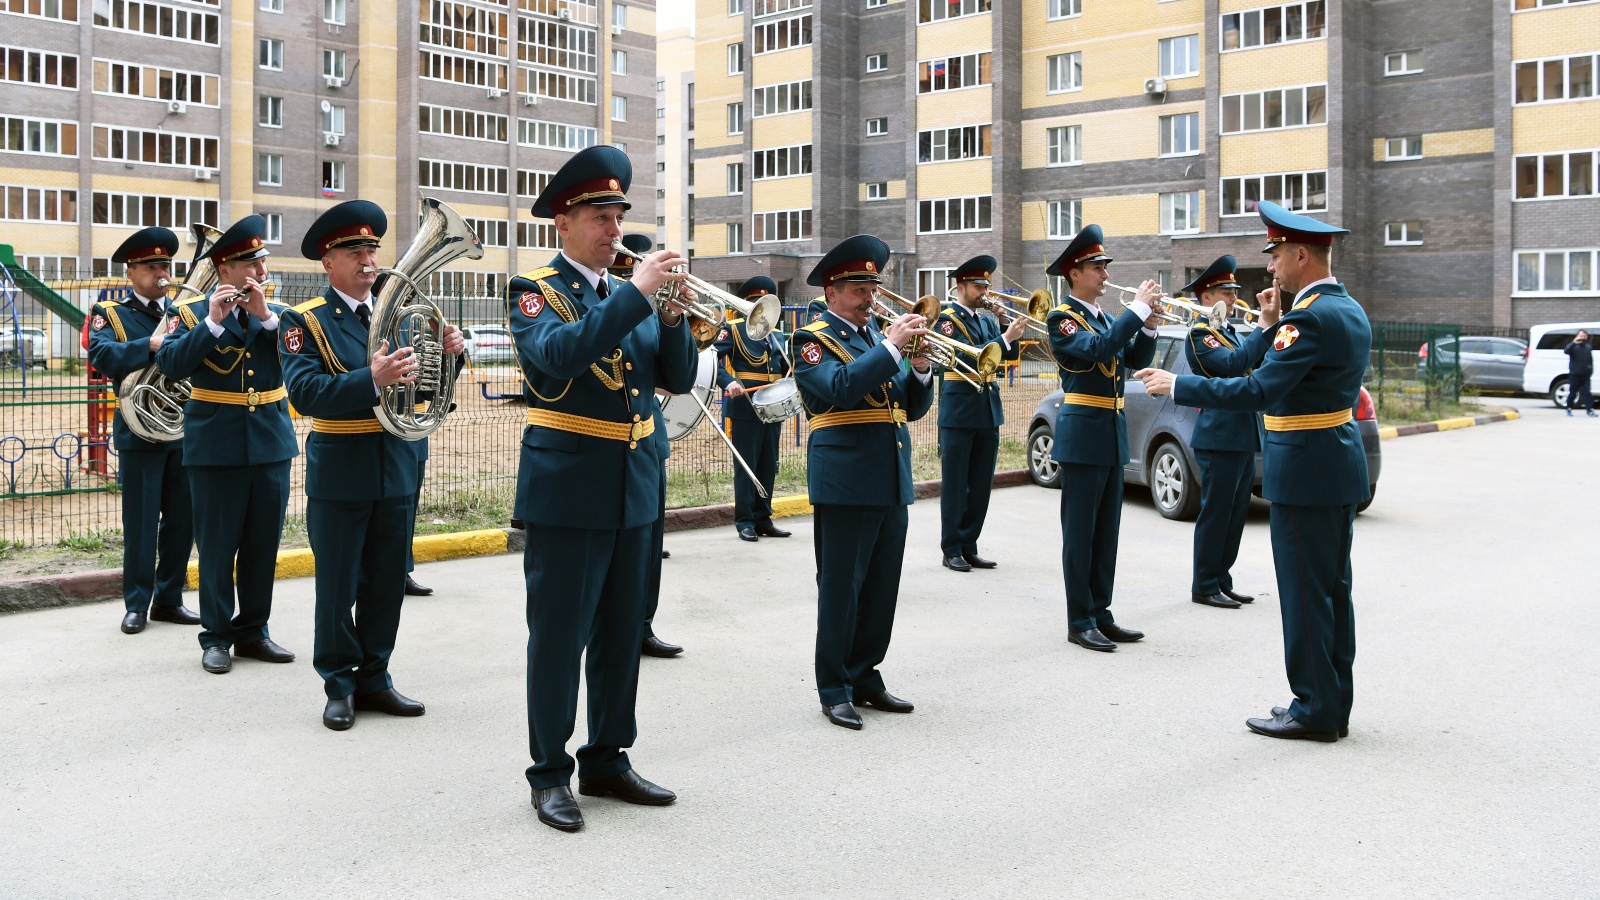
[660, 348, 719, 441]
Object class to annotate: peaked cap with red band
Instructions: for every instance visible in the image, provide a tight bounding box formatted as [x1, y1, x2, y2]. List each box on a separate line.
[1180, 255, 1241, 296]
[112, 226, 181, 266]
[951, 254, 996, 286]
[1046, 223, 1113, 276]
[530, 145, 633, 219]
[735, 275, 778, 299]
[301, 199, 387, 260]
[206, 215, 272, 264]
[807, 234, 889, 287]
[1258, 200, 1348, 252]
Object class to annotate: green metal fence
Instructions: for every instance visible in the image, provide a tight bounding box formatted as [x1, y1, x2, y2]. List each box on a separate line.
[1368, 321, 1463, 410]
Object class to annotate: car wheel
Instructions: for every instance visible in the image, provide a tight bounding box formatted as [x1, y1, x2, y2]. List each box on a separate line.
[1148, 441, 1199, 521]
[1027, 424, 1061, 489]
[1551, 378, 1569, 409]
[1357, 484, 1377, 514]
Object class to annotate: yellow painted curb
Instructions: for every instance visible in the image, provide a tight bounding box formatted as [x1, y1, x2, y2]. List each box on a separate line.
[771, 494, 814, 518]
[183, 529, 511, 587]
[1434, 416, 1478, 431]
[1377, 426, 1398, 440]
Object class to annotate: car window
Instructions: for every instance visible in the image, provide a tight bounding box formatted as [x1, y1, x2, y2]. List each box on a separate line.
[1433, 338, 1458, 354]
[1537, 331, 1577, 350]
[1490, 339, 1525, 357]
[1158, 337, 1183, 372]
[1458, 338, 1492, 354]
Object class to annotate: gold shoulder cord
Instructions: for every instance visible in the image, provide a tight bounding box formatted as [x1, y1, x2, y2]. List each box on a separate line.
[300, 310, 348, 375]
[1053, 308, 1115, 378]
[942, 309, 975, 344]
[805, 332, 891, 409]
[732, 321, 769, 365]
[518, 275, 589, 405]
[102, 306, 129, 343]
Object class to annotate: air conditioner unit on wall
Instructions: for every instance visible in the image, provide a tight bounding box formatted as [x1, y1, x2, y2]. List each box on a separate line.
[487, 87, 503, 99]
[558, 5, 570, 19]
[325, 75, 345, 89]
[611, 24, 622, 35]
[324, 132, 341, 147]
[522, 93, 538, 106]
[167, 100, 186, 114]
[193, 167, 212, 181]
[1144, 77, 1168, 98]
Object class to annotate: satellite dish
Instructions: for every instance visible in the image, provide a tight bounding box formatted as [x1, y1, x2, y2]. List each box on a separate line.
[320, 100, 332, 113]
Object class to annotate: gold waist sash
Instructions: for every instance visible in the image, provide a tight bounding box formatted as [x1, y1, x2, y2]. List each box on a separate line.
[942, 372, 999, 383]
[809, 409, 907, 429]
[188, 386, 286, 407]
[1060, 391, 1124, 411]
[734, 371, 778, 382]
[311, 418, 385, 434]
[527, 408, 655, 443]
[1264, 409, 1353, 432]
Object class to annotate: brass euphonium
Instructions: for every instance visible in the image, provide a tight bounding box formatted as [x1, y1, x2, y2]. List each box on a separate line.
[366, 196, 484, 441]
[117, 222, 223, 443]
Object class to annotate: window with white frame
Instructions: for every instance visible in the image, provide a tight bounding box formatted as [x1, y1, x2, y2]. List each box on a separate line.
[261, 0, 282, 12]
[518, 118, 598, 151]
[917, 124, 992, 163]
[728, 222, 745, 253]
[866, 182, 888, 201]
[612, 3, 626, 30]
[418, 158, 509, 194]
[421, 105, 509, 142]
[1384, 221, 1423, 246]
[754, 144, 812, 179]
[1046, 52, 1081, 93]
[866, 53, 888, 73]
[918, 0, 989, 24]
[322, 160, 345, 193]
[919, 52, 992, 93]
[0, 48, 77, 89]
[461, 217, 509, 248]
[0, 185, 77, 222]
[1515, 150, 1597, 199]
[866, 116, 888, 137]
[917, 268, 953, 298]
[727, 43, 744, 74]
[1514, 53, 1598, 104]
[1160, 35, 1200, 78]
[612, 96, 627, 121]
[754, 208, 812, 242]
[323, 0, 345, 25]
[727, 163, 744, 195]
[1047, 199, 1082, 239]
[1516, 249, 1597, 295]
[1160, 191, 1201, 234]
[258, 38, 283, 70]
[866, 0, 887, 7]
[263, 213, 283, 244]
[728, 0, 744, 13]
[727, 102, 744, 134]
[258, 96, 283, 128]
[1385, 135, 1422, 160]
[516, 170, 553, 198]
[1220, 84, 1326, 133]
[753, 13, 811, 54]
[1220, 2, 1326, 52]
[1221, 171, 1327, 216]
[1160, 112, 1201, 156]
[1046, 125, 1082, 166]
[91, 124, 216, 166]
[1047, 0, 1080, 19]
[258, 153, 282, 186]
[753, 79, 812, 116]
[322, 104, 346, 135]
[614, 50, 628, 75]
[518, 221, 561, 249]
[1513, 0, 1597, 9]
[918, 195, 992, 234]
[324, 49, 347, 80]
[1385, 49, 1424, 76]
[90, 192, 217, 229]
[94, 0, 221, 44]
[753, 0, 810, 17]
[91, 59, 218, 105]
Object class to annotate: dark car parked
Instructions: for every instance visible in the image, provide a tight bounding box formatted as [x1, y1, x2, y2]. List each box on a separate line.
[1025, 326, 1383, 519]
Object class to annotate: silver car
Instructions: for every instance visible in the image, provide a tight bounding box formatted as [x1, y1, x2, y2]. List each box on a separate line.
[1416, 336, 1527, 392]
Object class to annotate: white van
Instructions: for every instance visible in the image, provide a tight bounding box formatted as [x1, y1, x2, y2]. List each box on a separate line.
[1523, 321, 1600, 407]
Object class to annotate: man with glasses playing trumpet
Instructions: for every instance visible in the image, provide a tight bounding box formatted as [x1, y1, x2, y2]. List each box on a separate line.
[934, 255, 1026, 573]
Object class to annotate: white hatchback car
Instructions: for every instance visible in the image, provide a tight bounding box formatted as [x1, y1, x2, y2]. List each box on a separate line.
[1523, 321, 1600, 407]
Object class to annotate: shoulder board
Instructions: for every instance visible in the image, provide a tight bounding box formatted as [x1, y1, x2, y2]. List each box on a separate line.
[267, 300, 289, 312]
[100, 299, 121, 309]
[521, 266, 560, 282]
[177, 295, 207, 307]
[725, 315, 745, 325]
[1053, 303, 1073, 314]
[1189, 322, 1208, 333]
[800, 321, 829, 334]
[1294, 292, 1321, 310]
[293, 297, 327, 314]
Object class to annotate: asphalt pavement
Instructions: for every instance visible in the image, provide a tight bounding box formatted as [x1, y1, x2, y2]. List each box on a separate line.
[2, 397, 1595, 898]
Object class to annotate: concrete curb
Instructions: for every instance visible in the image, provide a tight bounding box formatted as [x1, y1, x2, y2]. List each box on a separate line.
[0, 470, 1034, 614]
[1377, 408, 1520, 440]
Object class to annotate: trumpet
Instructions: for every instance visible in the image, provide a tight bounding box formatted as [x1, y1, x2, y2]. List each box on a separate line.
[609, 240, 782, 350]
[871, 288, 1003, 388]
[1104, 282, 1220, 327]
[981, 287, 1055, 339]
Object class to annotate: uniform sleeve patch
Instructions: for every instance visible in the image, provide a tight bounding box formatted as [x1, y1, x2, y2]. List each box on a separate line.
[519, 291, 545, 318]
[800, 341, 822, 365]
[1060, 319, 1078, 336]
[1273, 324, 1301, 351]
[718, 327, 729, 341]
[283, 326, 304, 354]
[940, 320, 956, 337]
[811, 311, 824, 322]
[1203, 334, 1221, 349]
[91, 314, 105, 331]
[167, 317, 179, 334]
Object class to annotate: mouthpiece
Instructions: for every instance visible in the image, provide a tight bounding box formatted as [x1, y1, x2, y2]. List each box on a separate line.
[360, 266, 378, 274]
[156, 277, 171, 288]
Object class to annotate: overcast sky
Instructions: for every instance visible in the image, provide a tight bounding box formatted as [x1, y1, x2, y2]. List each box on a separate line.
[657, 0, 695, 33]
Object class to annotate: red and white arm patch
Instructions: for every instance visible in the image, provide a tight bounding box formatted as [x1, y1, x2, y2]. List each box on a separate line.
[1203, 334, 1221, 349]
[940, 320, 956, 337]
[91, 314, 105, 331]
[518, 291, 545, 318]
[1059, 319, 1078, 336]
[166, 317, 179, 334]
[283, 326, 304, 354]
[800, 341, 822, 365]
[1273, 324, 1301, 352]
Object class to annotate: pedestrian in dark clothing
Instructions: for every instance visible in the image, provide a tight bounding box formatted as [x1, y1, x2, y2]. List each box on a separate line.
[1566, 330, 1594, 417]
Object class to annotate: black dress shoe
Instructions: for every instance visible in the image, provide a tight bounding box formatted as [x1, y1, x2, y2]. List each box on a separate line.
[353, 687, 426, 716]
[1193, 592, 1242, 609]
[963, 553, 997, 569]
[323, 696, 355, 731]
[202, 646, 232, 673]
[754, 522, 791, 538]
[822, 702, 863, 729]
[1272, 707, 1348, 738]
[1221, 588, 1255, 604]
[404, 575, 434, 596]
[532, 786, 583, 832]
[942, 554, 972, 572]
[149, 604, 201, 625]
[234, 639, 296, 663]
[510, 518, 525, 530]
[661, 549, 671, 559]
[1068, 628, 1117, 652]
[856, 691, 914, 713]
[1098, 622, 1145, 643]
[1246, 709, 1338, 742]
[121, 611, 147, 634]
[737, 525, 759, 542]
[578, 770, 677, 805]
[641, 635, 683, 658]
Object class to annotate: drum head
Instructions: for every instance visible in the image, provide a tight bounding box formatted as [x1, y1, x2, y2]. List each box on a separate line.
[693, 348, 717, 392]
[660, 386, 710, 441]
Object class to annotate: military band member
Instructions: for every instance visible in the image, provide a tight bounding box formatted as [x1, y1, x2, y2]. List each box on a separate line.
[792, 235, 935, 730]
[156, 215, 298, 674]
[804, 297, 828, 323]
[1137, 202, 1369, 742]
[934, 256, 1024, 572]
[1045, 225, 1160, 653]
[715, 275, 793, 542]
[1182, 256, 1270, 610]
[88, 227, 200, 635]
[509, 146, 697, 831]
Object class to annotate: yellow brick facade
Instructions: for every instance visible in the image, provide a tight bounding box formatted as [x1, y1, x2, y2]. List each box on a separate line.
[695, 154, 742, 199]
[1083, 194, 1161, 238]
[694, 0, 744, 151]
[1021, 0, 1205, 108]
[694, 222, 728, 257]
[751, 113, 813, 149]
[916, 87, 992, 132]
[1511, 2, 1600, 59]
[1513, 102, 1600, 154]
[0, 167, 79, 189]
[1022, 102, 1207, 168]
[916, 159, 992, 198]
[751, 175, 812, 212]
[914, 13, 992, 58]
[1371, 128, 1495, 161]
[750, 45, 812, 86]
[226, 0, 256, 224]
[357, 2, 397, 217]
[1219, 127, 1329, 176]
[1217, 41, 1329, 94]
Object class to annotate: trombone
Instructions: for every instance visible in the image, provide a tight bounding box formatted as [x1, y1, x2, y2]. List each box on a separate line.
[871, 288, 1002, 388]
[979, 276, 1055, 339]
[610, 240, 783, 349]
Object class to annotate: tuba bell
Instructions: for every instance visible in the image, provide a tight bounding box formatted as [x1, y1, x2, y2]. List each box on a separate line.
[366, 196, 484, 441]
[117, 223, 223, 443]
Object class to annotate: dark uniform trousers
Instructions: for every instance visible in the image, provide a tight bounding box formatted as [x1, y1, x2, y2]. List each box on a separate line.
[793, 312, 933, 706]
[731, 419, 782, 528]
[508, 256, 696, 790]
[643, 404, 667, 639]
[1185, 322, 1270, 596]
[933, 304, 1020, 558]
[86, 297, 195, 613]
[714, 316, 790, 530]
[1046, 299, 1157, 632]
[1173, 283, 1370, 732]
[156, 294, 297, 651]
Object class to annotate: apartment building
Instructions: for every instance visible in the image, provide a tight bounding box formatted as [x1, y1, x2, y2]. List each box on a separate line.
[0, 0, 656, 298]
[687, 0, 1600, 329]
[655, 24, 694, 253]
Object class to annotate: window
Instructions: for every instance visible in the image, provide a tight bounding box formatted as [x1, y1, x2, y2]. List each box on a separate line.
[1046, 52, 1081, 94]
[1514, 53, 1598, 104]
[518, 19, 596, 73]
[93, 0, 220, 45]
[322, 104, 346, 135]
[1220, 85, 1327, 133]
[421, 50, 509, 90]
[257, 153, 282, 186]
[866, 182, 888, 201]
[1515, 150, 1598, 199]
[1385, 50, 1423, 76]
[91, 59, 219, 105]
[320, 160, 344, 193]
[866, 0, 887, 7]
[753, 0, 810, 17]
[460, 218, 509, 248]
[753, 208, 812, 242]
[420, 105, 509, 142]
[1385, 136, 1422, 160]
[752, 79, 812, 116]
[1046, 125, 1082, 166]
[727, 42, 743, 74]
[613, 50, 628, 75]
[918, 195, 992, 233]
[1160, 191, 1201, 234]
[917, 124, 992, 163]
[518, 118, 597, 151]
[323, 0, 345, 25]
[728, 222, 745, 253]
[866, 53, 887, 73]
[90, 192, 216, 229]
[918, 0, 989, 24]
[727, 163, 744, 194]
[866, 116, 888, 137]
[727, 102, 744, 134]
[0, 48, 78, 90]
[418, 158, 509, 194]
[656, 107, 666, 119]
[1515, 249, 1597, 295]
[257, 96, 283, 127]
[919, 51, 992, 93]
[753, 144, 812, 179]
[263, 213, 283, 245]
[1160, 35, 1200, 78]
[753, 14, 811, 54]
[1221, 171, 1327, 215]
[612, 3, 626, 30]
[261, 0, 281, 11]
[1384, 222, 1423, 246]
[1220, 2, 1326, 52]
[323, 49, 347, 80]
[1047, 0, 1080, 19]
[0, 116, 76, 156]
[1160, 112, 1200, 156]
[728, 0, 744, 13]
[91, 125, 217, 168]
[516, 170, 554, 198]
[0, 185, 77, 222]
[520, 68, 596, 104]
[258, 38, 283, 70]
[1047, 199, 1082, 239]
[657, 161, 665, 171]
[657, 79, 665, 91]
[1514, 0, 1599, 9]
[612, 96, 627, 121]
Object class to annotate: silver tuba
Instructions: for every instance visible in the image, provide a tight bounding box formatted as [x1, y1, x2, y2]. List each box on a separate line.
[117, 223, 223, 442]
[366, 196, 484, 440]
